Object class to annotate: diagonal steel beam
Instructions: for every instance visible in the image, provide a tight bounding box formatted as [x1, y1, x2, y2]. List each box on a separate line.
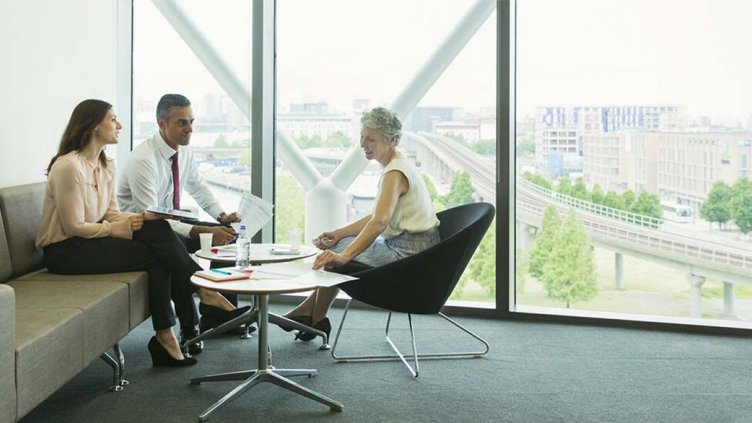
[329, 0, 496, 190]
[152, 0, 322, 191]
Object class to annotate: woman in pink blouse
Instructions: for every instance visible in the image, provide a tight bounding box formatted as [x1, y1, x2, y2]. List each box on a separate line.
[36, 99, 247, 367]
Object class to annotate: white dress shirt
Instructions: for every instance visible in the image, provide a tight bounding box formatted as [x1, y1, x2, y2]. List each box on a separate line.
[118, 133, 224, 237]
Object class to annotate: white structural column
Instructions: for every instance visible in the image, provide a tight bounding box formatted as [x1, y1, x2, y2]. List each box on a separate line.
[154, 0, 496, 241]
[687, 274, 706, 318]
[723, 281, 735, 317]
[614, 252, 624, 290]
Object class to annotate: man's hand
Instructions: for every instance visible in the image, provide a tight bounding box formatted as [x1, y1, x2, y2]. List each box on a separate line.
[218, 212, 241, 226]
[205, 226, 237, 246]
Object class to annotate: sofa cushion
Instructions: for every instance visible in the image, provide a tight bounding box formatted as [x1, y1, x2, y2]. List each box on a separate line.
[8, 280, 130, 365]
[15, 270, 150, 329]
[0, 183, 45, 278]
[15, 307, 83, 419]
[0, 285, 16, 423]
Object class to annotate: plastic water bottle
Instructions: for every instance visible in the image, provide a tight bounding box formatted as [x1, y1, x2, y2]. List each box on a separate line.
[235, 224, 250, 269]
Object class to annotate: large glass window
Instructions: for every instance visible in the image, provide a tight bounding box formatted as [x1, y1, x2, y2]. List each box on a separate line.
[515, 0, 752, 323]
[275, 0, 497, 307]
[133, 0, 252, 221]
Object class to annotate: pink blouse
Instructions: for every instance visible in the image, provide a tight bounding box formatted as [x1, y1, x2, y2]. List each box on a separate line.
[35, 151, 136, 248]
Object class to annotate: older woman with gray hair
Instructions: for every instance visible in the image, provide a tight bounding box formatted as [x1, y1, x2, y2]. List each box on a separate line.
[279, 107, 440, 341]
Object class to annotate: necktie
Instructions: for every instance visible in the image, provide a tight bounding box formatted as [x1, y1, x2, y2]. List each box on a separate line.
[171, 152, 181, 210]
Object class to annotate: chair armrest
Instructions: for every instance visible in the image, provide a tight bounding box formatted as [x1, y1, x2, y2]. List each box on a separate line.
[0, 284, 16, 422]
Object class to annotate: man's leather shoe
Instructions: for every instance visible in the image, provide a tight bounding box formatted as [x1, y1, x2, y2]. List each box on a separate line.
[179, 326, 204, 355]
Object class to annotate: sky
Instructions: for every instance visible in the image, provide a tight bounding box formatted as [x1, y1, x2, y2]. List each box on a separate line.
[134, 0, 752, 124]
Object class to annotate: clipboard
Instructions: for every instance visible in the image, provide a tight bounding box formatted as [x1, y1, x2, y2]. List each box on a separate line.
[146, 206, 199, 222]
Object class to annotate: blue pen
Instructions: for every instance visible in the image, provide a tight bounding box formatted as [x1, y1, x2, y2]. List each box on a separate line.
[210, 269, 232, 275]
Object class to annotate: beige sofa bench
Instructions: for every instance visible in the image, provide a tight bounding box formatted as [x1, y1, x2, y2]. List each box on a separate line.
[0, 183, 150, 422]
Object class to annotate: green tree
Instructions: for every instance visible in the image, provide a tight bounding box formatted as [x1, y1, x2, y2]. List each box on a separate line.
[274, 175, 305, 242]
[515, 245, 527, 294]
[630, 191, 662, 219]
[422, 174, 445, 212]
[522, 171, 552, 190]
[603, 191, 626, 210]
[325, 131, 351, 148]
[528, 205, 562, 279]
[474, 138, 496, 156]
[443, 171, 475, 208]
[213, 134, 229, 148]
[231, 138, 249, 148]
[730, 178, 752, 233]
[700, 181, 733, 229]
[540, 209, 598, 308]
[570, 178, 590, 201]
[468, 219, 496, 295]
[591, 184, 604, 204]
[621, 190, 636, 210]
[557, 177, 572, 196]
[296, 134, 324, 149]
[238, 148, 251, 167]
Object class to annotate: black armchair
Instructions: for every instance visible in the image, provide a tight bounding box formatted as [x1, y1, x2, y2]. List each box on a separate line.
[330, 202, 495, 377]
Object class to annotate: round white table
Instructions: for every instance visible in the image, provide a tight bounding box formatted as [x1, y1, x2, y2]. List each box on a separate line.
[188, 276, 342, 421]
[194, 243, 317, 264]
[194, 243, 318, 340]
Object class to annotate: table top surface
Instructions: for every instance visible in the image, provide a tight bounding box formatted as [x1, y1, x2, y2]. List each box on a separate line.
[191, 274, 318, 295]
[195, 243, 317, 264]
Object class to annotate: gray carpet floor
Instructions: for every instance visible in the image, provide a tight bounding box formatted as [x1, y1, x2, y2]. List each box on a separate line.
[21, 302, 752, 423]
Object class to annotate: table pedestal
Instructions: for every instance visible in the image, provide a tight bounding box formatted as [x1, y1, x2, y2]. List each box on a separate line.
[189, 295, 342, 422]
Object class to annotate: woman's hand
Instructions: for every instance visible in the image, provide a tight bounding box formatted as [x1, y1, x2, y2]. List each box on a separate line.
[313, 231, 339, 250]
[312, 250, 349, 270]
[143, 211, 160, 221]
[128, 213, 145, 232]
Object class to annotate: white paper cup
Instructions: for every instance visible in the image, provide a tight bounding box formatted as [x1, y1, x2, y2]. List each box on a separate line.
[289, 229, 301, 253]
[199, 233, 213, 254]
[230, 222, 241, 233]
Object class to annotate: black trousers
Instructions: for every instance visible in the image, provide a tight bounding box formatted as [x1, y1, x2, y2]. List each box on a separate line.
[43, 220, 200, 331]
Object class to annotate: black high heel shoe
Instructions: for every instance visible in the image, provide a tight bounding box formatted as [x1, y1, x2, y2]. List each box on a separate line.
[276, 315, 311, 333]
[148, 336, 197, 367]
[295, 318, 331, 342]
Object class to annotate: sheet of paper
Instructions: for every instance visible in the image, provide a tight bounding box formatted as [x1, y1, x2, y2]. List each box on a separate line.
[237, 191, 274, 238]
[246, 263, 357, 287]
[287, 270, 358, 288]
[247, 263, 312, 278]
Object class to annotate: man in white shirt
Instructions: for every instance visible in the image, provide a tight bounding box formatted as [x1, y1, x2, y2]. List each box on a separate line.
[118, 93, 240, 247]
[118, 94, 248, 341]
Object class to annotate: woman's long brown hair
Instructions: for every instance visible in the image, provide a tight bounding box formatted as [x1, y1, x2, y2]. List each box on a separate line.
[46, 99, 112, 175]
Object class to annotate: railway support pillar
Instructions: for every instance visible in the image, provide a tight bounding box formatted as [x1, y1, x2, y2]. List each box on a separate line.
[614, 252, 624, 290]
[687, 274, 706, 318]
[723, 281, 735, 317]
[517, 222, 535, 253]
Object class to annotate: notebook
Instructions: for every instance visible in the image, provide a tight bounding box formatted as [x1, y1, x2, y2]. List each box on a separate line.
[194, 269, 251, 282]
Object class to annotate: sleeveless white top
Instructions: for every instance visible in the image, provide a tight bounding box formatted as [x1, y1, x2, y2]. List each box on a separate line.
[375, 157, 439, 239]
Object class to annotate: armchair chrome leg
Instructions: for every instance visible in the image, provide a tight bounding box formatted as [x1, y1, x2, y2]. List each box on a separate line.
[384, 313, 419, 378]
[100, 343, 128, 392]
[437, 312, 489, 357]
[331, 306, 489, 377]
[330, 299, 352, 359]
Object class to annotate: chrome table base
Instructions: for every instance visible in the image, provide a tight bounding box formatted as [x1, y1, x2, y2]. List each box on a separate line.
[188, 295, 342, 422]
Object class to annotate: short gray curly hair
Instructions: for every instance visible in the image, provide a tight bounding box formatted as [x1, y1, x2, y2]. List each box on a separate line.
[361, 107, 402, 145]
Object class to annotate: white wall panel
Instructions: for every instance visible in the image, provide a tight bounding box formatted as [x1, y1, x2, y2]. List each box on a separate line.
[0, 0, 118, 187]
